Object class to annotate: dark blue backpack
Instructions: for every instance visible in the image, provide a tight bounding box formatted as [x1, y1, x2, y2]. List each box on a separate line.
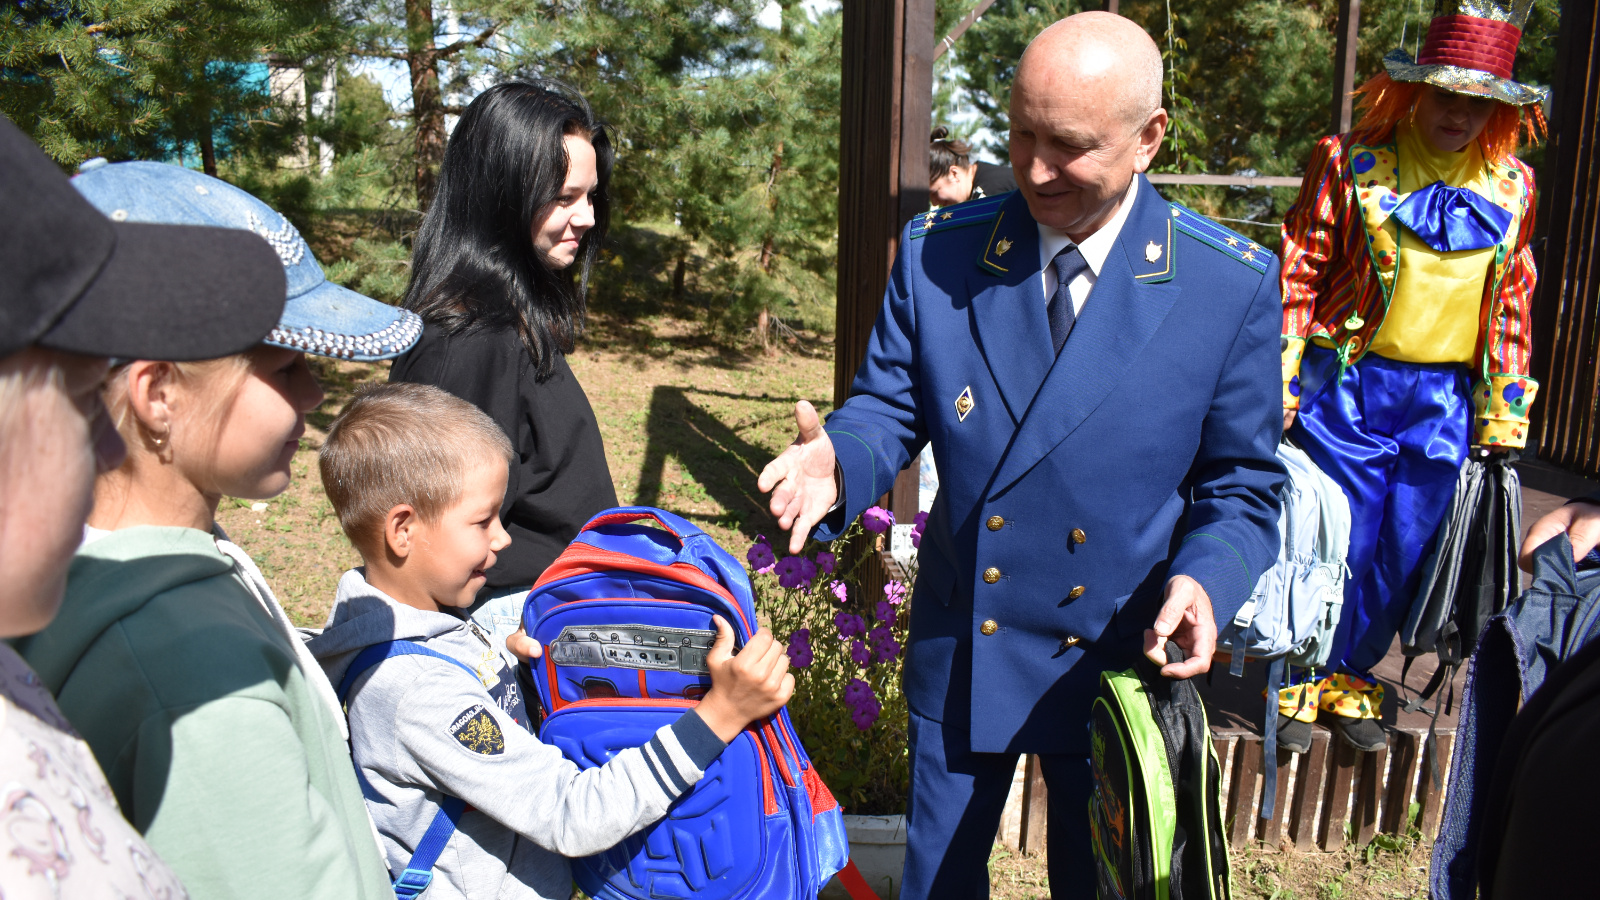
[524, 507, 850, 900]
[1430, 533, 1600, 899]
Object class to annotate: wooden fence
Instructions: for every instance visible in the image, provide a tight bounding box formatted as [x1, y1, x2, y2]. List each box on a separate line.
[1000, 724, 1454, 855]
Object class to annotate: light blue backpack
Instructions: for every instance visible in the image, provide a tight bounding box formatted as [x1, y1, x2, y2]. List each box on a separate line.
[1217, 440, 1351, 817]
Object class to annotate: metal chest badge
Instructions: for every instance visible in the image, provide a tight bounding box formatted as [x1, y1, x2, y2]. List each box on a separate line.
[955, 385, 976, 422]
[1145, 241, 1162, 263]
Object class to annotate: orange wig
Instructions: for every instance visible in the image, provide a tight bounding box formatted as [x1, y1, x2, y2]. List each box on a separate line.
[1348, 72, 1546, 163]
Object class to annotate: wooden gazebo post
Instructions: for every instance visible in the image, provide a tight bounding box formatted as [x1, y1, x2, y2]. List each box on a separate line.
[834, 0, 935, 523]
[1531, 0, 1600, 475]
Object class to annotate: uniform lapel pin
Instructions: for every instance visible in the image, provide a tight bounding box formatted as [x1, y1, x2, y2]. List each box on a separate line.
[1145, 241, 1162, 263]
[995, 238, 1012, 257]
[954, 385, 976, 422]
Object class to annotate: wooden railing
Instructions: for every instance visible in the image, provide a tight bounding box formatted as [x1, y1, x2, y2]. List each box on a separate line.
[998, 724, 1453, 854]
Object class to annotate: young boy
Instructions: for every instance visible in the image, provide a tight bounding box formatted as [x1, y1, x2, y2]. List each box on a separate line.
[310, 383, 794, 900]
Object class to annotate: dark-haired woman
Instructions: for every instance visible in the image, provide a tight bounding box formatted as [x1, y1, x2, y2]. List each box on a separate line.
[928, 126, 1016, 207]
[390, 80, 617, 638]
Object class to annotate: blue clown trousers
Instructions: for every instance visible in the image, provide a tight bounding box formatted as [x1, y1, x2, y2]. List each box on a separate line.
[1290, 346, 1472, 677]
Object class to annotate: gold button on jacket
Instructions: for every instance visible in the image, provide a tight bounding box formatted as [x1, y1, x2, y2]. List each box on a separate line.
[1060, 635, 1081, 650]
[982, 567, 1001, 584]
[1070, 528, 1087, 544]
[1068, 585, 1085, 600]
[981, 619, 999, 636]
[986, 515, 1005, 531]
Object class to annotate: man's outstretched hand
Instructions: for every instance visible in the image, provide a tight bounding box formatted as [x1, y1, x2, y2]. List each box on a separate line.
[1144, 574, 1217, 678]
[757, 400, 839, 554]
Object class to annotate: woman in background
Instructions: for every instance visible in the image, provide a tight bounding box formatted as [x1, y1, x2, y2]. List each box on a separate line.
[391, 80, 617, 638]
[928, 126, 1016, 207]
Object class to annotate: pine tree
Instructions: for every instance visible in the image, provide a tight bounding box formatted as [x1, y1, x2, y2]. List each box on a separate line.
[1, 0, 342, 170]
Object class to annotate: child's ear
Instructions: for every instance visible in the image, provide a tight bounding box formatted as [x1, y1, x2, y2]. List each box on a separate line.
[384, 504, 419, 559]
[122, 361, 177, 449]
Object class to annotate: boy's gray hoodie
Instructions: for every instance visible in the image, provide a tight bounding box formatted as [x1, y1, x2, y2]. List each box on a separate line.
[308, 569, 728, 900]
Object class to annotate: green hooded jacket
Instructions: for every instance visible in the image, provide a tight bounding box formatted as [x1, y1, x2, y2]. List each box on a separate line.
[15, 526, 391, 900]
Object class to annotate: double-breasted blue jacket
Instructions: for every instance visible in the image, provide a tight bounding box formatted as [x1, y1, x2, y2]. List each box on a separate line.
[818, 176, 1285, 755]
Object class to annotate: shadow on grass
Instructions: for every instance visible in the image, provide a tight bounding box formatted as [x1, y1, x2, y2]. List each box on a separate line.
[633, 384, 828, 537]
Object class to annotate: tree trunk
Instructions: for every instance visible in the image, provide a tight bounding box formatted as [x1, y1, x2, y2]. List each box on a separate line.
[199, 111, 218, 177]
[756, 306, 771, 349]
[405, 0, 445, 212]
[672, 253, 687, 301]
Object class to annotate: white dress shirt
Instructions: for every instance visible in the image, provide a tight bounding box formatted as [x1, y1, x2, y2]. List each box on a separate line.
[1037, 176, 1143, 316]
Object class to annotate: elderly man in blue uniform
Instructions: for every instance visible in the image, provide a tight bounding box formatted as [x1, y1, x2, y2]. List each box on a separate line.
[760, 12, 1283, 898]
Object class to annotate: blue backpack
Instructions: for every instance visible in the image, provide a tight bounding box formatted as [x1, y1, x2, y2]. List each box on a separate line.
[523, 507, 850, 900]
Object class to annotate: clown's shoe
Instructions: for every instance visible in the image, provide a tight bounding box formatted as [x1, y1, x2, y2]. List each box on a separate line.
[1319, 672, 1386, 752]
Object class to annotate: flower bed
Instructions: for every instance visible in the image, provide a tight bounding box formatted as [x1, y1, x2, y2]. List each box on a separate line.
[747, 507, 928, 815]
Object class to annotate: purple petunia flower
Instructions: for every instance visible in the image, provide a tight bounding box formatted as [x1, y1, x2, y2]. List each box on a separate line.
[830, 580, 849, 604]
[883, 581, 907, 606]
[797, 556, 817, 585]
[843, 678, 873, 707]
[850, 638, 872, 667]
[876, 600, 894, 622]
[787, 629, 813, 668]
[747, 537, 776, 574]
[815, 551, 836, 575]
[869, 622, 901, 663]
[834, 612, 866, 639]
[863, 506, 894, 534]
[775, 556, 808, 589]
[844, 678, 881, 730]
[911, 511, 929, 549]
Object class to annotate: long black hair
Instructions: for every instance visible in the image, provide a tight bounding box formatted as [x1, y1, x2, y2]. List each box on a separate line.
[403, 80, 613, 380]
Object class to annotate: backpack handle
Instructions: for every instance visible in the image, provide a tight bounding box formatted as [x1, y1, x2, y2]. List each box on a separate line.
[580, 507, 706, 546]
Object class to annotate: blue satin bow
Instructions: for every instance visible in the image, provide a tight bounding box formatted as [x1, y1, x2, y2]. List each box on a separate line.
[1390, 181, 1513, 253]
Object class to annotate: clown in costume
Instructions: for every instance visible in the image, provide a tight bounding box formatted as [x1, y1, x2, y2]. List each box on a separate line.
[1277, 0, 1547, 752]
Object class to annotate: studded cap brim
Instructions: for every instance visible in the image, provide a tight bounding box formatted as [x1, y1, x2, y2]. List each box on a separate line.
[267, 278, 423, 362]
[1383, 49, 1548, 107]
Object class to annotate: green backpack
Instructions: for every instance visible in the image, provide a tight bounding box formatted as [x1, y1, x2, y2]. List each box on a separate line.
[1089, 648, 1231, 900]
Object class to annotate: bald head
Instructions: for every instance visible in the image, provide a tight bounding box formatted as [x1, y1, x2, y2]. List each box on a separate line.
[1016, 12, 1164, 131]
[1006, 12, 1169, 239]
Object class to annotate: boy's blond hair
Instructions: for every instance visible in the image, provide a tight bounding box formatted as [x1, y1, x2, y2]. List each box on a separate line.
[320, 383, 513, 554]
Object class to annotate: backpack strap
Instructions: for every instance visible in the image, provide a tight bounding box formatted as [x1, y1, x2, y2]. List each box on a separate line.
[338, 640, 481, 899]
[337, 640, 481, 701]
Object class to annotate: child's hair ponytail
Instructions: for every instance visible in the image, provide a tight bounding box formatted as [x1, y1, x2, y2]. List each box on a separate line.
[404, 79, 613, 380]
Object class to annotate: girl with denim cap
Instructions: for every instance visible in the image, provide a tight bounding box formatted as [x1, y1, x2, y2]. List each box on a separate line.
[390, 80, 618, 640]
[14, 161, 425, 900]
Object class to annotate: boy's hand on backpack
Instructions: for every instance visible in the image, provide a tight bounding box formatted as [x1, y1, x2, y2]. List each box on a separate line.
[698, 615, 795, 743]
[505, 626, 542, 662]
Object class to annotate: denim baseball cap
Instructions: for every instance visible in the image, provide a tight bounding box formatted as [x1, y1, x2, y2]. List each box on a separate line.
[0, 116, 286, 361]
[72, 161, 422, 361]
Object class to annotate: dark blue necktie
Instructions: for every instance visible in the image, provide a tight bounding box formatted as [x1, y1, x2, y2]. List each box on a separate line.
[1049, 245, 1089, 356]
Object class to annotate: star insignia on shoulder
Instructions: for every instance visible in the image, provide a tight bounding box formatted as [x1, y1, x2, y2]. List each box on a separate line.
[996, 238, 1012, 256]
[1247, 242, 1262, 251]
[941, 212, 953, 220]
[1225, 237, 1240, 247]
[1242, 251, 1256, 262]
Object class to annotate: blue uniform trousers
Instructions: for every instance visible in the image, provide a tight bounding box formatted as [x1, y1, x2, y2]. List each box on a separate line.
[1291, 345, 1471, 676]
[903, 707, 1093, 899]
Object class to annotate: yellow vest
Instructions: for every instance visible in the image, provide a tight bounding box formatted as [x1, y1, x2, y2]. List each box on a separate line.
[1361, 126, 1516, 363]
